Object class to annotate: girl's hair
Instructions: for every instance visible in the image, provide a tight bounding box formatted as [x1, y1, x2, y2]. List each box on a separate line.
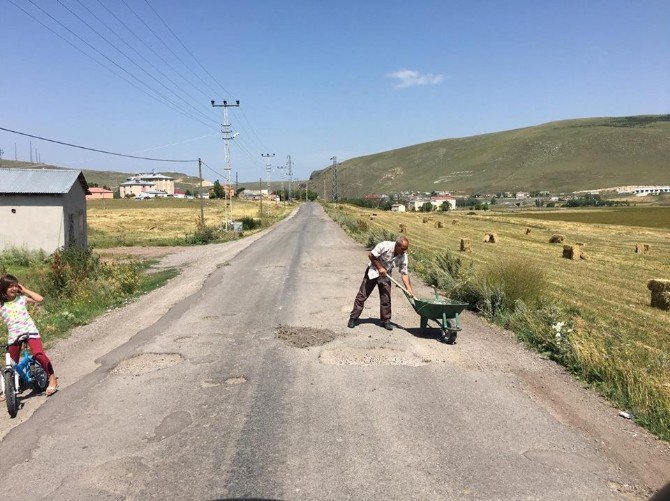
[0, 274, 19, 306]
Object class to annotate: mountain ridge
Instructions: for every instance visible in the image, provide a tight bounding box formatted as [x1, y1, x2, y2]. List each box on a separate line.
[309, 114, 670, 195]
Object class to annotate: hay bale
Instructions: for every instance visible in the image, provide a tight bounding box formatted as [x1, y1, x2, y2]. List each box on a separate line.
[483, 233, 498, 243]
[525, 228, 532, 234]
[369, 215, 376, 220]
[422, 217, 429, 223]
[436, 221, 444, 228]
[562, 245, 588, 260]
[399, 223, 407, 233]
[562, 245, 575, 259]
[452, 219, 458, 225]
[460, 238, 472, 252]
[549, 234, 565, 244]
[636, 243, 651, 254]
[356, 219, 369, 231]
[372, 213, 378, 216]
[647, 279, 670, 310]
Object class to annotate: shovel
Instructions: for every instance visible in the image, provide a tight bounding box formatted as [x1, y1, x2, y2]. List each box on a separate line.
[386, 274, 415, 299]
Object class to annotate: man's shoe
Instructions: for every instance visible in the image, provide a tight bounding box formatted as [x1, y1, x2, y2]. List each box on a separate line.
[382, 321, 393, 331]
[347, 318, 356, 328]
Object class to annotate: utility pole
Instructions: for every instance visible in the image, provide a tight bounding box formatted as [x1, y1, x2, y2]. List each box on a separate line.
[277, 164, 285, 203]
[287, 155, 293, 200]
[211, 99, 240, 230]
[259, 177, 263, 217]
[261, 153, 275, 209]
[198, 158, 205, 225]
[14, 143, 17, 161]
[30, 141, 33, 163]
[0, 148, 4, 167]
[330, 156, 338, 201]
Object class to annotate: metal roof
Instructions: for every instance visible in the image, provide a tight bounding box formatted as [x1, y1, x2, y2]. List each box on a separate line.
[0, 168, 89, 194]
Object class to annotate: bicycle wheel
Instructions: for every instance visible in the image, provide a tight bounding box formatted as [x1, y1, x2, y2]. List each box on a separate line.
[30, 360, 49, 393]
[4, 370, 19, 418]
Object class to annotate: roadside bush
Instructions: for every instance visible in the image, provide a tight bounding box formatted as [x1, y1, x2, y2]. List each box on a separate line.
[185, 218, 218, 245]
[366, 228, 397, 249]
[47, 246, 100, 296]
[480, 256, 547, 311]
[421, 250, 474, 294]
[239, 216, 261, 231]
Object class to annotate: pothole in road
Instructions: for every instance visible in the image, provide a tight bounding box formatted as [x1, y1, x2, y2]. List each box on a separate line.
[225, 376, 247, 385]
[275, 325, 344, 348]
[112, 352, 184, 376]
[200, 375, 247, 387]
[319, 347, 430, 366]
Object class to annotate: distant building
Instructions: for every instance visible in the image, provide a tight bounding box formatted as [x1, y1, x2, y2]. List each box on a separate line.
[0, 168, 89, 252]
[136, 190, 169, 200]
[119, 171, 175, 197]
[238, 189, 269, 201]
[86, 187, 113, 200]
[430, 195, 457, 210]
[391, 203, 406, 212]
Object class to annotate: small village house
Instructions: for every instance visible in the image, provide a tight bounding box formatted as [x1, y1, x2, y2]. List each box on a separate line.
[430, 195, 457, 210]
[86, 187, 113, 200]
[0, 168, 89, 252]
[390, 203, 406, 212]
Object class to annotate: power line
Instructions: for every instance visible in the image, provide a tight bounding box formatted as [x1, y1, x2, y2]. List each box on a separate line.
[10, 0, 216, 131]
[94, 0, 217, 104]
[69, 0, 221, 127]
[52, 0, 219, 128]
[143, 0, 271, 156]
[0, 126, 198, 163]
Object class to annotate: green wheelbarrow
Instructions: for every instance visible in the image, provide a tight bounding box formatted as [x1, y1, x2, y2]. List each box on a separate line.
[388, 276, 469, 344]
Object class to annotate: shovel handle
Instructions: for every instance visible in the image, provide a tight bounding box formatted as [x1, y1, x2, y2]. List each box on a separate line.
[387, 274, 414, 298]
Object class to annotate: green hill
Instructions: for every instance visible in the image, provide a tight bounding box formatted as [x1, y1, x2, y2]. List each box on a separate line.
[310, 114, 670, 196]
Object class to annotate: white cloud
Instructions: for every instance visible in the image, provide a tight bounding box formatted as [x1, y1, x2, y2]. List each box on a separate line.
[387, 70, 444, 89]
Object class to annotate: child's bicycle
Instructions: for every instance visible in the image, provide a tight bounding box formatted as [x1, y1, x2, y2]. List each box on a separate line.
[1, 334, 49, 418]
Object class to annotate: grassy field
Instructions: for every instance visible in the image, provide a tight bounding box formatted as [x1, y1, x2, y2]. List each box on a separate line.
[87, 198, 293, 247]
[504, 206, 670, 229]
[327, 203, 670, 439]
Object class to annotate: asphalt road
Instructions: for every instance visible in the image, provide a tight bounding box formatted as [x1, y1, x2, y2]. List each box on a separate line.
[0, 202, 667, 500]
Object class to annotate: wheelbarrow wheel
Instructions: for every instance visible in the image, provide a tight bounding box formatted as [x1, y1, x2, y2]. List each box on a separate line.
[440, 329, 457, 345]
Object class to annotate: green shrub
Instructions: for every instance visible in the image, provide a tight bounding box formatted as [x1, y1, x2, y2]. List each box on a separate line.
[185, 218, 218, 244]
[366, 228, 396, 249]
[480, 256, 547, 311]
[239, 216, 261, 230]
[47, 246, 100, 297]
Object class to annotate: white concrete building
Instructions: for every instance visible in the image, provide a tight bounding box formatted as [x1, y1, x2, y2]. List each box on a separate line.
[0, 169, 89, 252]
[391, 203, 406, 212]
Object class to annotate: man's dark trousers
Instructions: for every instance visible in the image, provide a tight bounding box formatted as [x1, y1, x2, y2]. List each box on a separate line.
[349, 270, 392, 322]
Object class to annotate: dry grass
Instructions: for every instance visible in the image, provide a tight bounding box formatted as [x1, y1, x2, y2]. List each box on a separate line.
[87, 198, 292, 247]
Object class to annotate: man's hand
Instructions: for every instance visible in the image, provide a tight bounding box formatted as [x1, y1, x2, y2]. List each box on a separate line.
[378, 267, 387, 276]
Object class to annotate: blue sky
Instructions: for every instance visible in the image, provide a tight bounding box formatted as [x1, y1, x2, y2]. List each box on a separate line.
[1, 0, 668, 183]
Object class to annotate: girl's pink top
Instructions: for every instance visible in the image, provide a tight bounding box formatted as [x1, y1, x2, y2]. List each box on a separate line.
[0, 295, 40, 343]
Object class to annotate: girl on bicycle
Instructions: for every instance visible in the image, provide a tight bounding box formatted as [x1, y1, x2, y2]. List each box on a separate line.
[0, 274, 58, 397]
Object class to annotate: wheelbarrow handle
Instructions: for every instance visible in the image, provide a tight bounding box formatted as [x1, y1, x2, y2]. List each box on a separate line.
[387, 274, 415, 299]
